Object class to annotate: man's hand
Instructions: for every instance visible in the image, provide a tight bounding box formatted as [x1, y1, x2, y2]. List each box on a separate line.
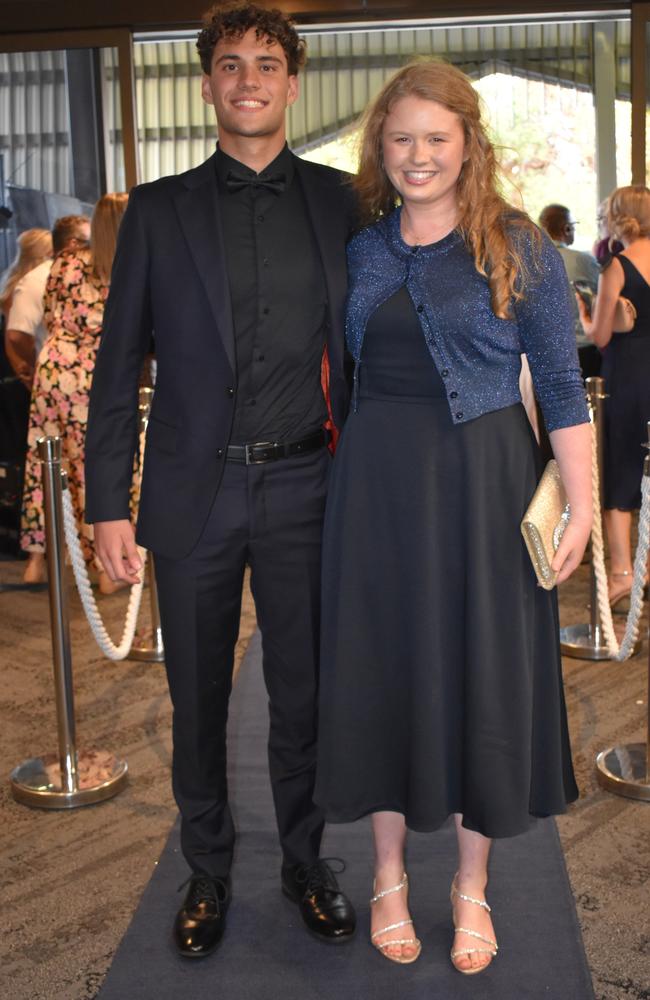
[94, 519, 142, 584]
[14, 364, 34, 390]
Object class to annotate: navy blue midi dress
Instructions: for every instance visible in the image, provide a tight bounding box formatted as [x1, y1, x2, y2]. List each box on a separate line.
[314, 273, 579, 839]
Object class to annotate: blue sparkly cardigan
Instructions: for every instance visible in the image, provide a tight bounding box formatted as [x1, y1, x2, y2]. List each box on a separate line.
[346, 207, 589, 432]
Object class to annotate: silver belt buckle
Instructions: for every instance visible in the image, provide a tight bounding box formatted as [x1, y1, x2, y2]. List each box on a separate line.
[245, 441, 274, 465]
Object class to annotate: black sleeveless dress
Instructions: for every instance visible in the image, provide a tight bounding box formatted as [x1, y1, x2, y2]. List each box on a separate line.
[314, 286, 578, 839]
[601, 254, 650, 510]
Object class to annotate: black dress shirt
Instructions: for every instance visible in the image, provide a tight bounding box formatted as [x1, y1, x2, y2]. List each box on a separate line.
[215, 144, 328, 444]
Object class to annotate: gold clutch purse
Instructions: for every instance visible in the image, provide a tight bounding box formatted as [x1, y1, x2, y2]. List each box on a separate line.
[521, 460, 570, 590]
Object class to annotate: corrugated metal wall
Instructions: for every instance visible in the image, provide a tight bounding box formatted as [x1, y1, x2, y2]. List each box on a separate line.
[0, 50, 71, 193]
[109, 19, 633, 184]
[290, 20, 600, 152]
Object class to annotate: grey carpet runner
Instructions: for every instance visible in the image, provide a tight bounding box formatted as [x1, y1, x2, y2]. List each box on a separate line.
[98, 631, 595, 1000]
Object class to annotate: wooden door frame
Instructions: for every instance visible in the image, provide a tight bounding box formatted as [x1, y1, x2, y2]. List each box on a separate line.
[631, 3, 650, 184]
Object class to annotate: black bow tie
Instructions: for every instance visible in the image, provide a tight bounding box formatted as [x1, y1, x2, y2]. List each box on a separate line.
[225, 170, 287, 195]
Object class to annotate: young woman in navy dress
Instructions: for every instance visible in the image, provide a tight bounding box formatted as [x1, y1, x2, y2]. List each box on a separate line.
[315, 61, 592, 974]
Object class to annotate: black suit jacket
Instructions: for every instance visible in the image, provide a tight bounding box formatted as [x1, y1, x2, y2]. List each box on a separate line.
[85, 152, 357, 559]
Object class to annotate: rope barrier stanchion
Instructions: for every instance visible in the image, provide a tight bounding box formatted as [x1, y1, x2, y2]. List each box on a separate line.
[55, 384, 158, 663]
[10, 436, 128, 808]
[589, 420, 648, 662]
[596, 424, 650, 802]
[63, 489, 145, 659]
[561, 377, 613, 660]
[128, 387, 164, 663]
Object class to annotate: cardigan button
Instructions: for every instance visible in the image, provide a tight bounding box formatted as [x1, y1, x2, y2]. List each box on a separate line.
[416, 304, 424, 313]
[441, 369, 449, 378]
[450, 391, 458, 399]
[456, 411, 464, 420]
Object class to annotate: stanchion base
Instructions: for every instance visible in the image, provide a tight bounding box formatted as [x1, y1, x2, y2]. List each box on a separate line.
[596, 743, 650, 801]
[127, 627, 165, 662]
[560, 622, 612, 660]
[10, 750, 128, 809]
[559, 622, 642, 660]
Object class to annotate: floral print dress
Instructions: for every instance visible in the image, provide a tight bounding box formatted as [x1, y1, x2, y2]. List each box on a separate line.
[21, 251, 137, 567]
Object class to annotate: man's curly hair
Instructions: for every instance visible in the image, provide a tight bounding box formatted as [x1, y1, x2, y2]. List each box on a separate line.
[197, 2, 306, 76]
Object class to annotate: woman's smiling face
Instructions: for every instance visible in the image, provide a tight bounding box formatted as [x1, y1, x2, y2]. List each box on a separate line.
[381, 95, 467, 215]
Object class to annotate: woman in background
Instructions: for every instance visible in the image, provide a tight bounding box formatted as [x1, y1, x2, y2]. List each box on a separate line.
[578, 185, 650, 608]
[0, 228, 53, 321]
[1, 230, 53, 558]
[21, 194, 130, 588]
[315, 61, 592, 975]
[592, 197, 622, 268]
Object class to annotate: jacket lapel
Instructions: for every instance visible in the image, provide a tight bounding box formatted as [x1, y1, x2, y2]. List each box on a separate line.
[174, 155, 236, 375]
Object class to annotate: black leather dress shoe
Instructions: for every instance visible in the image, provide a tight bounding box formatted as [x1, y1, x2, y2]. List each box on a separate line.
[173, 873, 230, 958]
[282, 858, 356, 943]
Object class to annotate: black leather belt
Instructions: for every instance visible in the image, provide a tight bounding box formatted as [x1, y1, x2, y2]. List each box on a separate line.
[226, 428, 329, 465]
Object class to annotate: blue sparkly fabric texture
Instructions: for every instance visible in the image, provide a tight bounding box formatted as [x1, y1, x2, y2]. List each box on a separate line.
[346, 206, 589, 431]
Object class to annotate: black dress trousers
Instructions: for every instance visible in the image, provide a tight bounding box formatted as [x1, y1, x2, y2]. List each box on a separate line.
[153, 445, 330, 877]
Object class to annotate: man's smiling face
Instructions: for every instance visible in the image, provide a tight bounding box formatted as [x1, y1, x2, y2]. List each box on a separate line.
[201, 28, 299, 145]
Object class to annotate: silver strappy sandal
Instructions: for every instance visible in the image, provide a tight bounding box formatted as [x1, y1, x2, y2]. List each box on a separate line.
[369, 872, 422, 965]
[450, 874, 498, 975]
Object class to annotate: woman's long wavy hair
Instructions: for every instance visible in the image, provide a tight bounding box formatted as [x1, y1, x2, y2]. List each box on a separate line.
[0, 227, 52, 315]
[354, 60, 541, 319]
[607, 185, 650, 244]
[90, 192, 129, 282]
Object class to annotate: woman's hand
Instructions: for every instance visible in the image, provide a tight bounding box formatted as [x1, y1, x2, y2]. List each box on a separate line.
[548, 422, 593, 584]
[551, 510, 592, 584]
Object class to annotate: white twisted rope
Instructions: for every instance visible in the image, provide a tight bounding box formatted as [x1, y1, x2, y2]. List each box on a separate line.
[62, 487, 147, 660]
[589, 419, 650, 661]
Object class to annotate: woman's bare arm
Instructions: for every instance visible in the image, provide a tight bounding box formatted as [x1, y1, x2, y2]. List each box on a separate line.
[576, 256, 624, 349]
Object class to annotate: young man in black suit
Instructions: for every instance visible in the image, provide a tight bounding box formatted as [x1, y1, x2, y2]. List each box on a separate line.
[85, 1, 356, 959]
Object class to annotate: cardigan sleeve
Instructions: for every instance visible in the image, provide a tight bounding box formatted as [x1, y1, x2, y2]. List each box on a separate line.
[514, 230, 589, 432]
[344, 227, 376, 360]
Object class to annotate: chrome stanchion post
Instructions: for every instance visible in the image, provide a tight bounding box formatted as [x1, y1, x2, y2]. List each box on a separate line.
[560, 377, 634, 658]
[128, 387, 164, 663]
[38, 437, 77, 792]
[138, 385, 153, 433]
[10, 436, 128, 808]
[596, 422, 650, 801]
[561, 377, 610, 658]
